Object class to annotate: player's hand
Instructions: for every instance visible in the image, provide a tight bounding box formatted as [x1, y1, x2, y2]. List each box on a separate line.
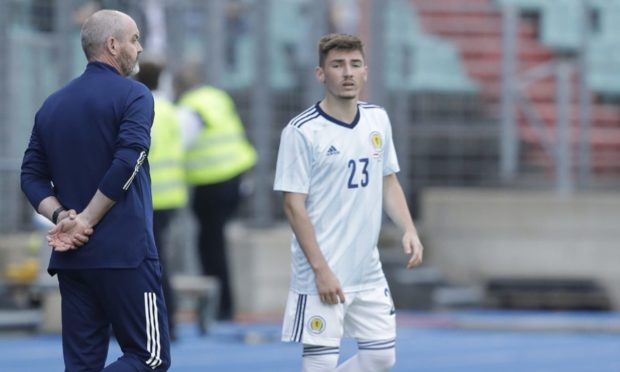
[403, 230, 424, 269]
[314, 266, 345, 305]
[47, 213, 93, 252]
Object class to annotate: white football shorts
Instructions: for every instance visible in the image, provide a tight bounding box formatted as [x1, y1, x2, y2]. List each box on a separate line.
[281, 282, 396, 347]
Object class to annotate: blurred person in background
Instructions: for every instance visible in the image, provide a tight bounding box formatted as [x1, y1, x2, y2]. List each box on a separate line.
[175, 63, 257, 321]
[136, 59, 188, 341]
[273, 33, 423, 371]
[20, 9, 170, 371]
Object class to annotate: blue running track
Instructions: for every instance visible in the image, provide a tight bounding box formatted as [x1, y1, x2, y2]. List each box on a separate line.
[0, 311, 619, 371]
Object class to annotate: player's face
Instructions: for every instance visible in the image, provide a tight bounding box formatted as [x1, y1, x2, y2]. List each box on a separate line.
[317, 49, 367, 100]
[117, 19, 142, 76]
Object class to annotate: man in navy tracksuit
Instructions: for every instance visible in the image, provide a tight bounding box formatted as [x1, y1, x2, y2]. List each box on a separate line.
[20, 10, 170, 371]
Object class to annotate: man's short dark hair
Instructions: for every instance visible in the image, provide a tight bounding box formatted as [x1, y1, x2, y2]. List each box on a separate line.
[318, 33, 365, 67]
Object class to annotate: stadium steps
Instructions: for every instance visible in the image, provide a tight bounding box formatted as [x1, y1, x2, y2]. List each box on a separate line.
[411, 0, 620, 178]
[383, 1, 501, 188]
[385, 0, 479, 93]
[486, 278, 612, 311]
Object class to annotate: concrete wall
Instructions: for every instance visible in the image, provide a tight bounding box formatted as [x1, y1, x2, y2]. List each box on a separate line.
[420, 188, 620, 308]
[229, 222, 292, 318]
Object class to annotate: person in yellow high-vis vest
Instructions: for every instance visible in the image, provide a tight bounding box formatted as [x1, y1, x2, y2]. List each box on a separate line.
[174, 65, 257, 321]
[137, 61, 188, 339]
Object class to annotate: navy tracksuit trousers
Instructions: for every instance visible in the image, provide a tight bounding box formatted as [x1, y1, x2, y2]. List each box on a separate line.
[57, 259, 171, 371]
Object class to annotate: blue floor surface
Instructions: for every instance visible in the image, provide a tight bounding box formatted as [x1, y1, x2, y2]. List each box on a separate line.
[0, 311, 619, 371]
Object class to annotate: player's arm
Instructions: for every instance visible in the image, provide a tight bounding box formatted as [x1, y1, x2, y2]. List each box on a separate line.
[21, 113, 62, 221]
[282, 192, 346, 305]
[20, 116, 90, 249]
[85, 83, 153, 221]
[383, 173, 423, 269]
[34, 196, 78, 226]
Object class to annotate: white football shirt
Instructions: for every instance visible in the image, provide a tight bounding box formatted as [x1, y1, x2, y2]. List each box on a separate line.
[274, 102, 400, 294]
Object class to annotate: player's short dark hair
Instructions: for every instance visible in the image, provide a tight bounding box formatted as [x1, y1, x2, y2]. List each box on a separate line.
[135, 61, 163, 90]
[318, 33, 365, 67]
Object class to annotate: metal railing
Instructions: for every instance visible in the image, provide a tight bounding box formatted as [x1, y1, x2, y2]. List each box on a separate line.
[500, 0, 607, 192]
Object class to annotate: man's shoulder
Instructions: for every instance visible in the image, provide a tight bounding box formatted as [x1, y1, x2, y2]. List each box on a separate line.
[127, 79, 152, 97]
[68, 69, 151, 98]
[39, 73, 152, 118]
[101, 77, 152, 105]
[82, 65, 150, 96]
[358, 101, 386, 112]
[358, 101, 390, 124]
[37, 78, 83, 114]
[286, 105, 321, 130]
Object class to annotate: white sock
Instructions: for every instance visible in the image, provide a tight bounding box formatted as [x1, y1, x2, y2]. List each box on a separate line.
[337, 339, 396, 372]
[302, 345, 340, 372]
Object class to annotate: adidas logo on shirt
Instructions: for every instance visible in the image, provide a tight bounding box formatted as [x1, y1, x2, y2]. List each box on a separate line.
[327, 145, 340, 156]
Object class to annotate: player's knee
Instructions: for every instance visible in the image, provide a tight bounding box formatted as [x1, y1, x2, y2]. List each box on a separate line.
[358, 348, 396, 371]
[302, 354, 339, 372]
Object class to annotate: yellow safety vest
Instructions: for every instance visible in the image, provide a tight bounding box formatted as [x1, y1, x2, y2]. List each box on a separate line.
[179, 86, 257, 185]
[150, 96, 188, 210]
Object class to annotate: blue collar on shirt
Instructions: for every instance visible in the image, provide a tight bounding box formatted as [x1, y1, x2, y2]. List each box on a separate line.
[315, 102, 360, 129]
[86, 61, 122, 75]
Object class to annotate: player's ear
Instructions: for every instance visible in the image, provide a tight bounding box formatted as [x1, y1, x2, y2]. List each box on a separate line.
[315, 66, 325, 84]
[106, 37, 118, 56]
